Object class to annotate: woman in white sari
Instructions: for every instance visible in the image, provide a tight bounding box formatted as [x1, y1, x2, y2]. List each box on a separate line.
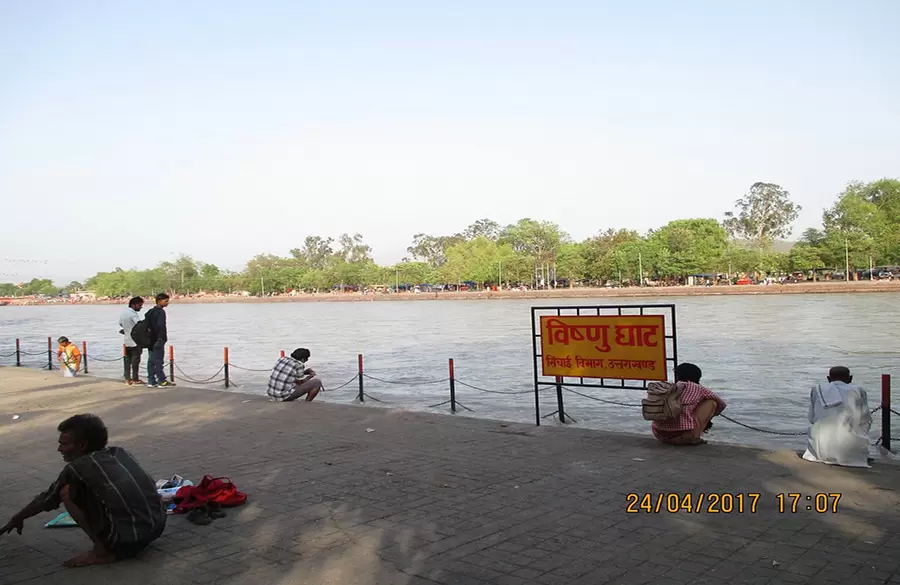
[802, 367, 872, 468]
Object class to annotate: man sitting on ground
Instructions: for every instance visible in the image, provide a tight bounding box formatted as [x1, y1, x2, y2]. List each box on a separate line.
[267, 347, 324, 402]
[0, 414, 165, 567]
[652, 363, 727, 445]
[802, 366, 872, 468]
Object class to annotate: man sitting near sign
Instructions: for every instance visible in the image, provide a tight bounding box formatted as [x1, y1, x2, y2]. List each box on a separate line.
[649, 363, 727, 446]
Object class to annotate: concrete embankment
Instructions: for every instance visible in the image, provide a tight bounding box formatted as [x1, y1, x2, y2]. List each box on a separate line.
[2, 368, 900, 585]
[4, 280, 900, 306]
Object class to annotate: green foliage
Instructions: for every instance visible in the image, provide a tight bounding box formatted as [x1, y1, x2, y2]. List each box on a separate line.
[7, 179, 900, 296]
[649, 219, 729, 275]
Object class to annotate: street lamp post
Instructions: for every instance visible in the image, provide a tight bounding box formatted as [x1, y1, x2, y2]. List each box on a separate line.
[638, 252, 643, 287]
[845, 238, 850, 282]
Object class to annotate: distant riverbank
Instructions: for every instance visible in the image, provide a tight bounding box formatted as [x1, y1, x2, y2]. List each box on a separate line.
[3, 280, 899, 306]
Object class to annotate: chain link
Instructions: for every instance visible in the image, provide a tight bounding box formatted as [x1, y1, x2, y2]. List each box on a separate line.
[363, 373, 448, 385]
[455, 380, 535, 395]
[226, 363, 272, 373]
[174, 363, 226, 384]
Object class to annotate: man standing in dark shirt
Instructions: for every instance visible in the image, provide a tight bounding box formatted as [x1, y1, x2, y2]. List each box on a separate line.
[145, 293, 176, 388]
[0, 414, 166, 567]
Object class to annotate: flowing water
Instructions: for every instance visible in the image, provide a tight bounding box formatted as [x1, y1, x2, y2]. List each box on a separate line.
[1, 293, 897, 450]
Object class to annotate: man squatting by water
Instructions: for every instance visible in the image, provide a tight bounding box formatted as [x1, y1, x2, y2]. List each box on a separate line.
[0, 414, 165, 567]
[267, 347, 324, 402]
[802, 366, 872, 468]
[651, 363, 727, 446]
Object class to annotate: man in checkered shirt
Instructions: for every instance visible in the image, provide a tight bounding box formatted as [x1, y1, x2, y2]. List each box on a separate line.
[652, 362, 727, 445]
[267, 348, 323, 402]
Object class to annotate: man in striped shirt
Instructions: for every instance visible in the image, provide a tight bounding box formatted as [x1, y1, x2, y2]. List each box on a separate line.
[652, 363, 727, 445]
[0, 414, 165, 567]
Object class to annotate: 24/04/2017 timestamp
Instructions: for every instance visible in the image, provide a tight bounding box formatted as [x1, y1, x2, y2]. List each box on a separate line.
[625, 493, 842, 514]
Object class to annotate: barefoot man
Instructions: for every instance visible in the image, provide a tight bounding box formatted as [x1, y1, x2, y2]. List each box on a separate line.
[0, 414, 165, 567]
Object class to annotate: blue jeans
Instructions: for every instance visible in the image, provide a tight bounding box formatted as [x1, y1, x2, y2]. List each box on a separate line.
[148, 343, 167, 385]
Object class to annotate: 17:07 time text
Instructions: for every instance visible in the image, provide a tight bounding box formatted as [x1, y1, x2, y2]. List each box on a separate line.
[625, 492, 842, 514]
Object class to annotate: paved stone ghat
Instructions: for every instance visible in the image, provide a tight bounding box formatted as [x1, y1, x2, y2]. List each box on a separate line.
[1, 368, 900, 585]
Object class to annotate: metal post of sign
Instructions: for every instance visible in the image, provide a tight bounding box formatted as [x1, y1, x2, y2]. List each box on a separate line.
[555, 376, 566, 423]
[883, 374, 892, 452]
[448, 358, 457, 414]
[531, 308, 541, 426]
[357, 354, 364, 402]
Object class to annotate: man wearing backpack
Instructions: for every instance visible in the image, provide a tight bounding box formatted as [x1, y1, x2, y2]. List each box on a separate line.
[144, 293, 176, 388]
[651, 363, 726, 446]
[118, 297, 145, 386]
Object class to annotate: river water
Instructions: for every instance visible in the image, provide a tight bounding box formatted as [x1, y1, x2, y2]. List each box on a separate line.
[1, 294, 897, 450]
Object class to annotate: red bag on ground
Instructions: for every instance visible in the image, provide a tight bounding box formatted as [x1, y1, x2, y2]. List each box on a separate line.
[172, 475, 247, 513]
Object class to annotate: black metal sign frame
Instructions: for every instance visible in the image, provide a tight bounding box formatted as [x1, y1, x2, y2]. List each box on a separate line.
[530, 304, 678, 426]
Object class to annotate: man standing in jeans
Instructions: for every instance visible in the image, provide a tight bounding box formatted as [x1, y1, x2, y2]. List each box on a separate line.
[145, 293, 176, 388]
[118, 297, 144, 386]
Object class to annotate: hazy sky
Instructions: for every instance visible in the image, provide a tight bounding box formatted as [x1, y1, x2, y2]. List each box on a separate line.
[2, 1, 898, 283]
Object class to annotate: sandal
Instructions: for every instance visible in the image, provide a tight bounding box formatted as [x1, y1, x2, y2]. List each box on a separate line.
[207, 502, 227, 519]
[187, 506, 212, 525]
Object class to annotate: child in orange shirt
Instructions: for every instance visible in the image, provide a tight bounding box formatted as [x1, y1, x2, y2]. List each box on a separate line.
[57, 337, 82, 374]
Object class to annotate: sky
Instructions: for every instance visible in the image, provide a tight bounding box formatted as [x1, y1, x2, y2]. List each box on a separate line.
[1, 0, 898, 284]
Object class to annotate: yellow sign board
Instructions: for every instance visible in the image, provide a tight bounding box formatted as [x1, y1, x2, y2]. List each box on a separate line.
[539, 315, 667, 381]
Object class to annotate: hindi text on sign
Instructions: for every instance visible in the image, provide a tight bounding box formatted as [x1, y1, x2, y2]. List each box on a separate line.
[539, 315, 667, 381]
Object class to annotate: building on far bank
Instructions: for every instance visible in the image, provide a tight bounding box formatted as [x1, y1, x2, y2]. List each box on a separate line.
[70, 291, 96, 302]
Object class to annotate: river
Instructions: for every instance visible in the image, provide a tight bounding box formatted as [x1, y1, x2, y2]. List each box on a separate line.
[1, 293, 897, 450]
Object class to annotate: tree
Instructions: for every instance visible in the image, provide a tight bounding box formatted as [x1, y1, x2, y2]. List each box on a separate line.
[0, 283, 20, 296]
[555, 242, 586, 285]
[462, 219, 501, 241]
[65, 281, 84, 292]
[441, 237, 517, 287]
[289, 236, 335, 269]
[389, 261, 438, 287]
[821, 179, 900, 267]
[499, 219, 565, 265]
[338, 233, 372, 264]
[406, 233, 464, 267]
[582, 229, 642, 282]
[788, 243, 823, 272]
[724, 182, 801, 251]
[649, 219, 729, 276]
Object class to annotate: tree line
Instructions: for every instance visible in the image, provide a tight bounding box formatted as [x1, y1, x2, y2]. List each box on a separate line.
[2, 178, 898, 298]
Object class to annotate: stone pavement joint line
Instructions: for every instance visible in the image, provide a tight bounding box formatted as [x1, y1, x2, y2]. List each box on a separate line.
[1, 368, 900, 585]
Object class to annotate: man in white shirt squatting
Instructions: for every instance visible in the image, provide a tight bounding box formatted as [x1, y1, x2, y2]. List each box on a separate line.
[802, 366, 872, 468]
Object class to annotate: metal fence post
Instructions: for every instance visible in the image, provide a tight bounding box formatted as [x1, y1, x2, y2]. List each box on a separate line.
[224, 347, 230, 389]
[15, 338, 21, 367]
[169, 346, 175, 383]
[82, 341, 88, 374]
[449, 358, 457, 413]
[47, 337, 53, 370]
[883, 374, 892, 452]
[358, 354, 364, 402]
[555, 376, 566, 423]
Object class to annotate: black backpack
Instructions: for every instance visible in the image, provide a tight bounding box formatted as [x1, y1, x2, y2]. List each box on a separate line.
[130, 319, 153, 348]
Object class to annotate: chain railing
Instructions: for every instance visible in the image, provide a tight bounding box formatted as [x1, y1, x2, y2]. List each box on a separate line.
[1, 337, 896, 449]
